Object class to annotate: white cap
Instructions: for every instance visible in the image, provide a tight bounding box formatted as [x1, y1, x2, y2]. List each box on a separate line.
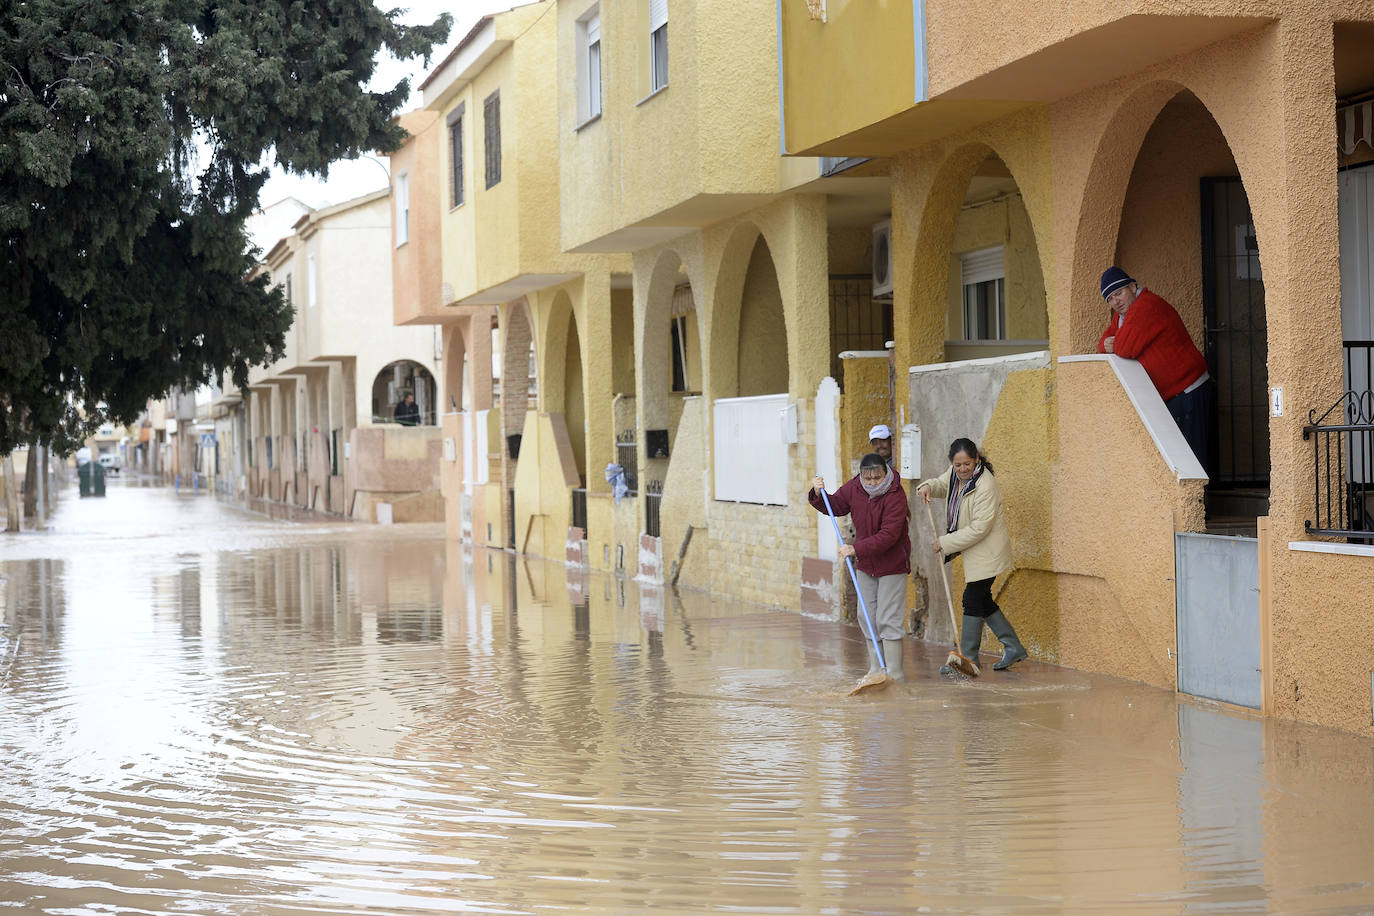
[868, 424, 892, 441]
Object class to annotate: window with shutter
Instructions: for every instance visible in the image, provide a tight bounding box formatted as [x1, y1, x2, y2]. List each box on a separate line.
[447, 104, 465, 208]
[960, 246, 1005, 340]
[649, 0, 668, 91]
[483, 91, 501, 189]
[578, 9, 602, 123]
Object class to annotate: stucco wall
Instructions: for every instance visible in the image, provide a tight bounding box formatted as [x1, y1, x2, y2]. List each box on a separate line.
[390, 109, 441, 327]
[779, 0, 916, 155]
[1052, 359, 1205, 688]
[839, 356, 892, 477]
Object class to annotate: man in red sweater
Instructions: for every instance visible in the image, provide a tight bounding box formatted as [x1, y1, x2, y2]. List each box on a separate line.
[1097, 266, 1211, 464]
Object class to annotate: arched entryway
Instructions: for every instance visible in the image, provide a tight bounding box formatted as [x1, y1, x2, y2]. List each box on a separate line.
[371, 360, 437, 426]
[907, 145, 1050, 367]
[1100, 88, 1269, 530]
[710, 226, 789, 399]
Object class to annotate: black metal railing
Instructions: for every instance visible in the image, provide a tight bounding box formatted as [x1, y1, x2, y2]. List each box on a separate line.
[644, 479, 663, 538]
[571, 488, 588, 538]
[829, 274, 892, 387]
[1303, 390, 1374, 540]
[615, 439, 638, 495]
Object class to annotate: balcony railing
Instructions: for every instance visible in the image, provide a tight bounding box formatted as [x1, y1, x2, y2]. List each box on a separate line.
[1303, 390, 1374, 541]
[644, 479, 663, 538]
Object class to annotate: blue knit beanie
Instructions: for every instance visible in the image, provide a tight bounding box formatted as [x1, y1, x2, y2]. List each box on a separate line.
[1100, 266, 1135, 300]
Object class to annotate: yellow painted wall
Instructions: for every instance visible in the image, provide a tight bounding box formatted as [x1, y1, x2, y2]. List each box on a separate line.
[839, 357, 891, 477]
[779, 0, 916, 155]
[558, 0, 795, 251]
[737, 236, 789, 397]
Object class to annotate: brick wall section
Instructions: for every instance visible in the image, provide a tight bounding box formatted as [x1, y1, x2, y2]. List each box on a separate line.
[502, 307, 533, 443]
[705, 401, 817, 609]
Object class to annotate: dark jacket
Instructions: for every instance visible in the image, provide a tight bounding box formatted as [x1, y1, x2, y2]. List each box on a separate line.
[809, 476, 911, 578]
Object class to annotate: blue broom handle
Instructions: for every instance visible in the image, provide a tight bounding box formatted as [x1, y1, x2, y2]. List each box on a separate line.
[818, 485, 886, 670]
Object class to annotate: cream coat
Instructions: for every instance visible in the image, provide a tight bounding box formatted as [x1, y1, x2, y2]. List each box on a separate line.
[919, 467, 1013, 582]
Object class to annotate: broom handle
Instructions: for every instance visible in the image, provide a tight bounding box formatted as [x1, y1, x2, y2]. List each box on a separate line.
[818, 486, 886, 670]
[925, 501, 962, 645]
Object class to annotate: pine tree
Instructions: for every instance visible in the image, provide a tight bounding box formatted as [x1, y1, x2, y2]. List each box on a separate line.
[0, 0, 450, 454]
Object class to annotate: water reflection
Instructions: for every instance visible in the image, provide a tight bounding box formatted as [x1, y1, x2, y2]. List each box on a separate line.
[0, 485, 1372, 913]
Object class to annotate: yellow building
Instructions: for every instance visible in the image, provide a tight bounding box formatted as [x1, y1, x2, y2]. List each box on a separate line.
[395, 0, 1374, 736]
[779, 0, 1374, 736]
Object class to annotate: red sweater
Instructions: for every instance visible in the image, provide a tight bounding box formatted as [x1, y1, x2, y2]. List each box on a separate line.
[809, 476, 911, 578]
[1097, 288, 1208, 401]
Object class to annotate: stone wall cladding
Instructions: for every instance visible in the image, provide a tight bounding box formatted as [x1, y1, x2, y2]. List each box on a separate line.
[704, 401, 817, 609]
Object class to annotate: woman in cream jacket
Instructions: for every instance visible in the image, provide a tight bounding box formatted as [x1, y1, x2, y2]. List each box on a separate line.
[917, 437, 1028, 673]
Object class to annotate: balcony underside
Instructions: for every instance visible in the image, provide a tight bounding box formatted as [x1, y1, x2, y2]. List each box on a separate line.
[792, 14, 1271, 159]
[566, 193, 778, 254]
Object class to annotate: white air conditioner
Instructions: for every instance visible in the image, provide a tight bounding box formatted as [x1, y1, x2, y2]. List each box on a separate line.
[871, 219, 893, 297]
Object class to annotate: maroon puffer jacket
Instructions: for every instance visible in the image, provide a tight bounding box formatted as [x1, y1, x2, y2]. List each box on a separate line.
[808, 476, 911, 578]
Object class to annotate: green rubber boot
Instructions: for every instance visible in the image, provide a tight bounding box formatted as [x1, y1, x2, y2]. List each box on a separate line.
[986, 610, 1028, 670]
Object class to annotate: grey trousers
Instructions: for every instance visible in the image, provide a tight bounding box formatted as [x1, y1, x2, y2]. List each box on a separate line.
[853, 569, 906, 641]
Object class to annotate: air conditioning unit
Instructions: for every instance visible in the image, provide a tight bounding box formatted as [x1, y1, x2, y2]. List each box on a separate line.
[871, 219, 893, 298]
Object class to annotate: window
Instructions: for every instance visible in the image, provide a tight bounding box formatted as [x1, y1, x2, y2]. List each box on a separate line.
[283, 273, 292, 306]
[307, 255, 317, 308]
[577, 8, 602, 124]
[395, 172, 410, 245]
[447, 104, 465, 208]
[649, 0, 668, 92]
[960, 246, 1005, 341]
[483, 91, 501, 189]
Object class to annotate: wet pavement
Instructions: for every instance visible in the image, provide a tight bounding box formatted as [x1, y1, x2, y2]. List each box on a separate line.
[2, 479, 1374, 914]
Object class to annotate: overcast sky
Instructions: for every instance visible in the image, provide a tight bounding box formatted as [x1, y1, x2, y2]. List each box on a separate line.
[257, 0, 514, 211]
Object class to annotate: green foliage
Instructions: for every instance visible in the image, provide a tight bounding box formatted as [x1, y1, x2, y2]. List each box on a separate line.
[0, 0, 450, 453]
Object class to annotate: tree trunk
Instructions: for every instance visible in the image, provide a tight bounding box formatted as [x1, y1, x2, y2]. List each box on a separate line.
[3, 454, 18, 531]
[23, 444, 37, 517]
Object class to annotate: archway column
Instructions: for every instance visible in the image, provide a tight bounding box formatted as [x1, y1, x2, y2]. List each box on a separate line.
[579, 273, 616, 497]
[1266, 16, 1342, 542]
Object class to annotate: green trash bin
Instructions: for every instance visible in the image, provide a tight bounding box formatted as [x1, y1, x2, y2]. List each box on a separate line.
[92, 462, 106, 497]
[77, 462, 91, 498]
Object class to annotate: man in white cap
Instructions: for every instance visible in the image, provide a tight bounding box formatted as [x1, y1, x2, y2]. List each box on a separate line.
[868, 423, 895, 470]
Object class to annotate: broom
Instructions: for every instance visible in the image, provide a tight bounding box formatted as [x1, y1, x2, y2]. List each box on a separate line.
[818, 485, 891, 696]
[925, 501, 980, 678]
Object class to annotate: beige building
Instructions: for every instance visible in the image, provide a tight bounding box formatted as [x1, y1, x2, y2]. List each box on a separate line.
[213, 190, 445, 521]
[777, 0, 1374, 735]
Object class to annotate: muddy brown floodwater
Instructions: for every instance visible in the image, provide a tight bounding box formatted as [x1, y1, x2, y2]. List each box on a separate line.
[2, 480, 1374, 914]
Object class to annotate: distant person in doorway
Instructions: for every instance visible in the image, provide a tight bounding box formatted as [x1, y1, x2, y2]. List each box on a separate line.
[1097, 266, 1211, 464]
[917, 437, 1027, 673]
[868, 424, 895, 470]
[394, 392, 420, 426]
[809, 453, 911, 682]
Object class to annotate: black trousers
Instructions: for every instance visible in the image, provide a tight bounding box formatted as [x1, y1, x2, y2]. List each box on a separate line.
[961, 576, 999, 619]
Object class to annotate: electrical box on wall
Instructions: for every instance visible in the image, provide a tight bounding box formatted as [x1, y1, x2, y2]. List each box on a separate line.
[899, 424, 920, 480]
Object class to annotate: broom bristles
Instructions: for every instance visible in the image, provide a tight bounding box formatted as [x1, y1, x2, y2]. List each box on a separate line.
[946, 650, 980, 678]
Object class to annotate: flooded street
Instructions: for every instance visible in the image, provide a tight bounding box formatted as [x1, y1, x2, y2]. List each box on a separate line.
[2, 481, 1374, 914]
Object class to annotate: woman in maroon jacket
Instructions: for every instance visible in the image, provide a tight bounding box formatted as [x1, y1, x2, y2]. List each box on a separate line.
[809, 453, 912, 681]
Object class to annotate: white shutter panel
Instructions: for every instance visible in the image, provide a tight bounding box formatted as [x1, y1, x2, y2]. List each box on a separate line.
[961, 246, 1003, 286]
[649, 0, 667, 31]
[587, 13, 599, 43]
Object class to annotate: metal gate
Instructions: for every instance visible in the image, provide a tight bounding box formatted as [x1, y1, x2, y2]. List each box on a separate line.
[1175, 532, 1261, 708]
[1201, 177, 1269, 487]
